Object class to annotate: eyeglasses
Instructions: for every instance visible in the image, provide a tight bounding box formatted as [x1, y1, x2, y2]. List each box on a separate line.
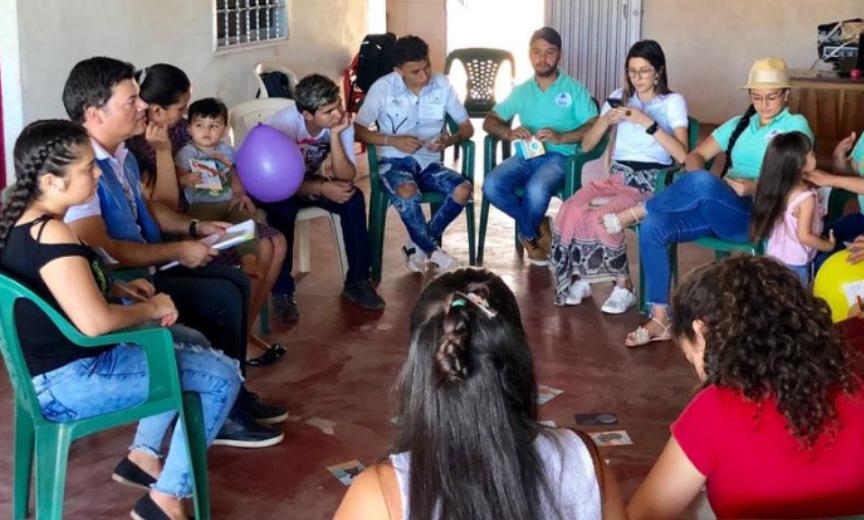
[750, 91, 785, 104]
[626, 67, 655, 78]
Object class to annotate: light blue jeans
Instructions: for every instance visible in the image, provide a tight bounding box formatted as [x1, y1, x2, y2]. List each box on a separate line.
[482, 152, 568, 240]
[379, 156, 468, 254]
[32, 342, 242, 498]
[640, 170, 753, 306]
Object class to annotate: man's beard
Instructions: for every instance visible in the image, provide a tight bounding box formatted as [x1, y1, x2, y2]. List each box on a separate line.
[534, 61, 558, 78]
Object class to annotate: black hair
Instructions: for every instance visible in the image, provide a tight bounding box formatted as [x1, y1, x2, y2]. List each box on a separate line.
[0, 120, 90, 253]
[187, 98, 228, 125]
[393, 35, 429, 67]
[749, 131, 813, 241]
[622, 40, 671, 101]
[135, 63, 191, 108]
[394, 268, 562, 520]
[672, 256, 859, 445]
[62, 56, 136, 123]
[294, 74, 340, 115]
[529, 27, 562, 50]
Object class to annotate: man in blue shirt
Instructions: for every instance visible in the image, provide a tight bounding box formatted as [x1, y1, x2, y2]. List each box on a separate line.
[483, 27, 597, 265]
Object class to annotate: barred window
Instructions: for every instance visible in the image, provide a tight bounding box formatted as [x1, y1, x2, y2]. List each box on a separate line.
[214, 0, 288, 52]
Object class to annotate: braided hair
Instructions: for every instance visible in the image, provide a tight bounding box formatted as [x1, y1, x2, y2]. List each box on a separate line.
[395, 268, 563, 520]
[0, 120, 90, 254]
[720, 104, 757, 177]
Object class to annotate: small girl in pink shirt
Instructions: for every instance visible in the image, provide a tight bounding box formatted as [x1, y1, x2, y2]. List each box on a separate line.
[750, 131, 834, 284]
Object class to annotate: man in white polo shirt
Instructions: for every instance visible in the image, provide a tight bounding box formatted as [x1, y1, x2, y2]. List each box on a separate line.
[354, 35, 474, 273]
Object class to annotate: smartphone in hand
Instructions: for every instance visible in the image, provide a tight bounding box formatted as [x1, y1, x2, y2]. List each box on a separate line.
[606, 97, 624, 108]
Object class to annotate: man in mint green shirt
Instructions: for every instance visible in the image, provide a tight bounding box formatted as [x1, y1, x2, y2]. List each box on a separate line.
[482, 27, 597, 266]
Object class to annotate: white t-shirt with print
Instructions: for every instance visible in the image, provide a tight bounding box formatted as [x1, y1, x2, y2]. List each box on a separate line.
[267, 103, 356, 180]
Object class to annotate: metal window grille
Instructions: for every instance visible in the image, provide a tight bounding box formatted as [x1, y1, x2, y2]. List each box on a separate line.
[215, 0, 288, 51]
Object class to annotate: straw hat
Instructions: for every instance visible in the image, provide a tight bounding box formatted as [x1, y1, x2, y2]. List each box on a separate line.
[740, 57, 791, 89]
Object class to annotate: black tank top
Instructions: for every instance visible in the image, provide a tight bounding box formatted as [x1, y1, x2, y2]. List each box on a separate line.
[0, 215, 113, 376]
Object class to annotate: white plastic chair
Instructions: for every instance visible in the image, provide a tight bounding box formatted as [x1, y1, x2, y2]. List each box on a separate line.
[254, 62, 299, 99]
[228, 99, 348, 279]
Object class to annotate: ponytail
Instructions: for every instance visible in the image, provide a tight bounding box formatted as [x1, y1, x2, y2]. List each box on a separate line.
[721, 104, 757, 177]
[0, 120, 89, 253]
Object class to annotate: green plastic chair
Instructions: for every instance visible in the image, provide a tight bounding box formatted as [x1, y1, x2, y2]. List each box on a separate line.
[476, 118, 607, 265]
[444, 48, 515, 119]
[0, 273, 211, 520]
[367, 116, 476, 281]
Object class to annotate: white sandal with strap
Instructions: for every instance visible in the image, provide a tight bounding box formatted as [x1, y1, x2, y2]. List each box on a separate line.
[625, 316, 672, 348]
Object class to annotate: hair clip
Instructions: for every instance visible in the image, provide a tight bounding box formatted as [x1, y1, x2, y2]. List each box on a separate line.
[453, 291, 497, 319]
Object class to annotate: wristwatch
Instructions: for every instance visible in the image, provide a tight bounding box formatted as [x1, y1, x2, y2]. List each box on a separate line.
[645, 121, 659, 135]
[189, 219, 200, 238]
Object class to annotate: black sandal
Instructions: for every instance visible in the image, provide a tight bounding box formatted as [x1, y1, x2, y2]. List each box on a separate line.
[246, 343, 288, 367]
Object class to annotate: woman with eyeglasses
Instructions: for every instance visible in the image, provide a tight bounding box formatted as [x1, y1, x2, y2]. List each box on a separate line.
[550, 40, 689, 314]
[604, 57, 813, 347]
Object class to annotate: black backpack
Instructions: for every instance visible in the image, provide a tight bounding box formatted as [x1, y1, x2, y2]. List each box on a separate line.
[256, 71, 294, 99]
[355, 33, 396, 93]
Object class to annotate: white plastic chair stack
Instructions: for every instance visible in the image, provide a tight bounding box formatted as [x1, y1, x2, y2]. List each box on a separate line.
[228, 99, 348, 279]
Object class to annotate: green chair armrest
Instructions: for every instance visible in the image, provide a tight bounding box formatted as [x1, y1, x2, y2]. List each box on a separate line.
[564, 138, 607, 198]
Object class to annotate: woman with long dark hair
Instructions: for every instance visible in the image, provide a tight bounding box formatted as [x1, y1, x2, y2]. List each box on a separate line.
[334, 269, 626, 520]
[550, 40, 688, 312]
[628, 256, 864, 518]
[605, 58, 813, 347]
[0, 119, 241, 520]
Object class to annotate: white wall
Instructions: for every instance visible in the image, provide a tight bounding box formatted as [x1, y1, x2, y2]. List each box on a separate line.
[1, 0, 368, 184]
[642, 0, 862, 125]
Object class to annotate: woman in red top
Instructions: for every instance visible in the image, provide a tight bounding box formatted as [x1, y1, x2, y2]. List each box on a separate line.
[628, 256, 864, 519]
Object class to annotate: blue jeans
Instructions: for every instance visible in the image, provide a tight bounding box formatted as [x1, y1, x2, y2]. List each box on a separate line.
[786, 263, 811, 286]
[482, 152, 567, 240]
[379, 157, 468, 254]
[640, 171, 753, 306]
[32, 343, 242, 498]
[259, 190, 373, 297]
[815, 213, 864, 272]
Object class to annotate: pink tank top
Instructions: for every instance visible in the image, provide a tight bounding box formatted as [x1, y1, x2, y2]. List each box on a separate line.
[766, 189, 824, 266]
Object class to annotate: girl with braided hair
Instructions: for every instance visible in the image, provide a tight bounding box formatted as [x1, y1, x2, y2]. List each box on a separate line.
[335, 268, 626, 520]
[0, 119, 241, 520]
[628, 256, 864, 518]
[605, 58, 813, 347]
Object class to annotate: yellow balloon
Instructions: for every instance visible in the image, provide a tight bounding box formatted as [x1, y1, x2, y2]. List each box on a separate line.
[813, 250, 864, 322]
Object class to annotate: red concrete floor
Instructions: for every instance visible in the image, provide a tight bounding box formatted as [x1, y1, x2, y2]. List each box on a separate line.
[0, 144, 723, 519]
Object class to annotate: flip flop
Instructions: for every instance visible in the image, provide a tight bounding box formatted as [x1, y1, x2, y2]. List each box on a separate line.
[246, 343, 288, 367]
[625, 317, 672, 348]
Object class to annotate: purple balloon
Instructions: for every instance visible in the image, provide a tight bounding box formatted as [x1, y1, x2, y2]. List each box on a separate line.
[235, 123, 304, 203]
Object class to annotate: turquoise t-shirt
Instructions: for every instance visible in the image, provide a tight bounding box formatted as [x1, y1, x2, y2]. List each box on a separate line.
[711, 108, 813, 180]
[848, 132, 864, 214]
[492, 70, 598, 156]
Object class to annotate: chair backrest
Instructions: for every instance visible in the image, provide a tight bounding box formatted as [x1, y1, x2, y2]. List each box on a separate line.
[227, 98, 294, 147]
[444, 48, 515, 118]
[0, 274, 83, 425]
[254, 62, 299, 99]
[687, 116, 700, 151]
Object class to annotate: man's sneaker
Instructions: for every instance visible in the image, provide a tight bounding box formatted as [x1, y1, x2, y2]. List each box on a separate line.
[342, 280, 386, 310]
[430, 249, 459, 271]
[520, 237, 549, 266]
[272, 293, 300, 323]
[242, 390, 289, 425]
[212, 413, 284, 449]
[601, 286, 637, 315]
[402, 242, 428, 272]
[565, 280, 592, 305]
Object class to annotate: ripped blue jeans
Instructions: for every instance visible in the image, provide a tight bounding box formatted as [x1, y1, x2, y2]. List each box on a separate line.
[32, 342, 242, 498]
[379, 157, 469, 254]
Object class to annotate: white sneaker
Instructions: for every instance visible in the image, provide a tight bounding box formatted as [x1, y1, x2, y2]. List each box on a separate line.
[430, 249, 459, 272]
[402, 242, 428, 273]
[565, 280, 592, 305]
[601, 286, 636, 314]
